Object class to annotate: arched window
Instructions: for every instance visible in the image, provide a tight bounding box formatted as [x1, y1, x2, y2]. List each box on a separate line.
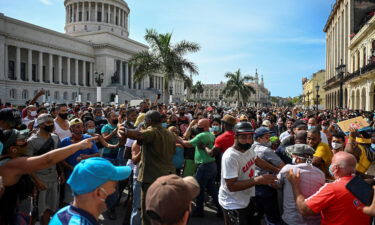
[9, 89, 17, 99]
[22, 90, 28, 100]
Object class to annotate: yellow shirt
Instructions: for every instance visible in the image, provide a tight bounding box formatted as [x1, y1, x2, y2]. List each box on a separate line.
[134, 113, 145, 127]
[313, 142, 333, 177]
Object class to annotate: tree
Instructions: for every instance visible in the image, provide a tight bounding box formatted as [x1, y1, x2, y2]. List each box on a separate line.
[223, 69, 256, 106]
[129, 29, 200, 104]
[191, 81, 204, 95]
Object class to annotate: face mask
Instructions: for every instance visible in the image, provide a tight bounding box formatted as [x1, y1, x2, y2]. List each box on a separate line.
[42, 124, 54, 133]
[331, 142, 343, 150]
[87, 128, 96, 134]
[112, 119, 119, 125]
[308, 125, 316, 130]
[210, 126, 221, 133]
[328, 164, 335, 177]
[238, 143, 252, 151]
[59, 113, 68, 120]
[30, 111, 37, 117]
[98, 188, 109, 213]
[196, 127, 205, 133]
[161, 122, 168, 128]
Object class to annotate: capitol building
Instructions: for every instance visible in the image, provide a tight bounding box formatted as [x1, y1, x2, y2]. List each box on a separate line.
[0, 0, 185, 105]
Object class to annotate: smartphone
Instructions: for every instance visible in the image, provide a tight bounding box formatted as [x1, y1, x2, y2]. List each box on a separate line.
[346, 175, 374, 206]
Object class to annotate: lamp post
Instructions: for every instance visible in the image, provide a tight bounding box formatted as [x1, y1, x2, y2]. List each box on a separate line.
[315, 84, 320, 111]
[94, 71, 104, 103]
[335, 59, 346, 108]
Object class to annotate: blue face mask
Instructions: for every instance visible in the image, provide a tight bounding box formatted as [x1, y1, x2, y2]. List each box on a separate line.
[161, 122, 168, 128]
[0, 141, 3, 155]
[308, 125, 316, 130]
[87, 128, 96, 134]
[210, 126, 221, 133]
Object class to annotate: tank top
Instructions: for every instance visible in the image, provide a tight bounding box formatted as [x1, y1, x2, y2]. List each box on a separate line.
[54, 120, 71, 140]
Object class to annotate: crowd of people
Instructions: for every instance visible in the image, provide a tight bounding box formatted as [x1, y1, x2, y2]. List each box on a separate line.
[1, 94, 375, 225]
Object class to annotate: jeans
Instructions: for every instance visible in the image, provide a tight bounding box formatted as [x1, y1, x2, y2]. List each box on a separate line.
[130, 180, 141, 225]
[117, 146, 125, 166]
[255, 185, 283, 225]
[195, 161, 220, 213]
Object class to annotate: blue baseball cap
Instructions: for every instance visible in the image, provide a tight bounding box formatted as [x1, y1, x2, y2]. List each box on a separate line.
[254, 127, 272, 139]
[67, 157, 131, 195]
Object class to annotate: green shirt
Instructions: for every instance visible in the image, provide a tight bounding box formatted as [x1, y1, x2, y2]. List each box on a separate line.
[189, 131, 216, 164]
[137, 124, 176, 184]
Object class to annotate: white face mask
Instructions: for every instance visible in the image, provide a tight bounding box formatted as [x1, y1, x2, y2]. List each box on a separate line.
[98, 188, 109, 212]
[331, 142, 343, 150]
[30, 111, 37, 117]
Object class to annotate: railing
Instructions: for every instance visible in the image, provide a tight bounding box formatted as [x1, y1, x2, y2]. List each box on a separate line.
[345, 60, 375, 82]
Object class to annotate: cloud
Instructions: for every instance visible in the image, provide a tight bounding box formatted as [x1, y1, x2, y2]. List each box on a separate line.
[39, 0, 52, 5]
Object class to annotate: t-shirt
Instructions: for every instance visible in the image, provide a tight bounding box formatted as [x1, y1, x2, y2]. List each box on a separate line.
[313, 142, 333, 177]
[214, 131, 235, 153]
[219, 147, 257, 210]
[172, 146, 184, 169]
[279, 130, 292, 142]
[101, 123, 119, 156]
[137, 125, 176, 184]
[305, 176, 371, 225]
[59, 134, 99, 178]
[252, 142, 283, 176]
[189, 131, 216, 164]
[277, 163, 325, 225]
[27, 133, 60, 183]
[134, 113, 145, 127]
[49, 205, 99, 225]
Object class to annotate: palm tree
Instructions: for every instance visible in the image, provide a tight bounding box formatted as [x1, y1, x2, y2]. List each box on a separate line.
[129, 29, 200, 104]
[223, 69, 256, 106]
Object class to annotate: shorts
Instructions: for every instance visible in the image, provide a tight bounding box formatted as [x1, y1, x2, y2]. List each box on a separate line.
[222, 198, 261, 225]
[38, 181, 59, 217]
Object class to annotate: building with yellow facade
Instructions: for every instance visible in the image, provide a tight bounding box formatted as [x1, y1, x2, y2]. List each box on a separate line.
[302, 70, 326, 109]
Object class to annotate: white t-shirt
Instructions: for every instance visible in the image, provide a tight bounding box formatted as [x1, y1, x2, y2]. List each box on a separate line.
[320, 131, 328, 145]
[219, 146, 257, 210]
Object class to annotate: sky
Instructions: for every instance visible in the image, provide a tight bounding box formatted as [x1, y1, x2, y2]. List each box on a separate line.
[0, 0, 336, 97]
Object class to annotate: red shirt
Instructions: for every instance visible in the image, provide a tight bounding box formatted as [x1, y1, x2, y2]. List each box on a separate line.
[305, 176, 371, 225]
[214, 131, 235, 153]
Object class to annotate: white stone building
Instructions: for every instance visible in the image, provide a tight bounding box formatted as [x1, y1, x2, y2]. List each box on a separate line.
[191, 70, 271, 107]
[0, 0, 185, 105]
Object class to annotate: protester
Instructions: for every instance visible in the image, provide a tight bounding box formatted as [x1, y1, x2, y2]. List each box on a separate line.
[331, 132, 346, 154]
[146, 175, 199, 225]
[49, 157, 131, 224]
[279, 118, 295, 142]
[54, 104, 71, 140]
[287, 151, 371, 225]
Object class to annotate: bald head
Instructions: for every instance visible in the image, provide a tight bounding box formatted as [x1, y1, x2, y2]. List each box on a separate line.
[308, 117, 317, 127]
[332, 151, 357, 177]
[198, 119, 210, 131]
[295, 130, 307, 144]
[145, 110, 161, 125]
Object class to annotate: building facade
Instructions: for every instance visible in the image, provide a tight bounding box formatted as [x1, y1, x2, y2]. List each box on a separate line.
[324, 0, 375, 111]
[191, 70, 271, 107]
[302, 70, 326, 109]
[0, 0, 185, 105]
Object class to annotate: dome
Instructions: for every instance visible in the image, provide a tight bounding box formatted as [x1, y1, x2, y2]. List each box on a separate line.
[64, 0, 129, 37]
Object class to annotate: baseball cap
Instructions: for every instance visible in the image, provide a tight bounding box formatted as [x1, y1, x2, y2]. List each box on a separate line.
[239, 114, 249, 121]
[37, 113, 54, 125]
[0, 108, 22, 127]
[262, 120, 271, 127]
[270, 136, 279, 143]
[146, 175, 199, 225]
[69, 118, 83, 127]
[254, 127, 272, 139]
[286, 144, 315, 156]
[221, 114, 237, 126]
[67, 157, 131, 195]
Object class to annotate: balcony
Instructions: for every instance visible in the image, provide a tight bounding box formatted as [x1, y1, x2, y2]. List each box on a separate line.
[345, 60, 375, 82]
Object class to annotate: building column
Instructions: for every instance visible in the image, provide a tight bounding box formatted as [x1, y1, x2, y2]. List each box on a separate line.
[108, 4, 112, 24]
[119, 61, 123, 85]
[88, 2, 91, 21]
[58, 55, 62, 84]
[4, 44, 8, 80]
[48, 53, 53, 83]
[82, 1, 85, 22]
[130, 66, 134, 89]
[82, 61, 86, 86]
[76, 2, 79, 22]
[75, 59, 79, 86]
[15, 46, 20, 80]
[27, 49, 32, 81]
[67, 57, 71, 85]
[114, 6, 117, 25]
[102, 3, 104, 22]
[124, 62, 128, 88]
[89, 62, 93, 86]
[38, 51, 43, 82]
[94, 2, 97, 22]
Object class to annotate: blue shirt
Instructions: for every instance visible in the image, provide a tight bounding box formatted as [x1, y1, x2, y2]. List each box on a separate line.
[59, 134, 99, 177]
[49, 205, 99, 225]
[172, 146, 184, 169]
[101, 123, 119, 156]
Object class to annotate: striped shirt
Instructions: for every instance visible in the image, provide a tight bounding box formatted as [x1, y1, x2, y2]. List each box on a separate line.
[49, 205, 99, 225]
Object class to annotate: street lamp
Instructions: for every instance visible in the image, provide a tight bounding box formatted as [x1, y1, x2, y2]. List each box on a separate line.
[335, 59, 346, 108]
[94, 71, 104, 103]
[315, 84, 320, 111]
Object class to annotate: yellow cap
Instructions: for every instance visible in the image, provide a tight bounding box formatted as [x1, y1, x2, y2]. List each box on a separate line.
[69, 118, 83, 127]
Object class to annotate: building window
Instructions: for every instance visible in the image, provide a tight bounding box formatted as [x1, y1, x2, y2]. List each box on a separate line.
[87, 93, 90, 101]
[9, 89, 16, 99]
[21, 62, 26, 81]
[122, 62, 126, 85]
[54, 91, 59, 100]
[63, 92, 68, 100]
[128, 66, 132, 88]
[363, 47, 367, 67]
[8, 61, 15, 80]
[150, 76, 154, 88]
[97, 11, 102, 22]
[22, 90, 28, 100]
[357, 51, 360, 70]
[43, 66, 47, 82]
[78, 12, 82, 21]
